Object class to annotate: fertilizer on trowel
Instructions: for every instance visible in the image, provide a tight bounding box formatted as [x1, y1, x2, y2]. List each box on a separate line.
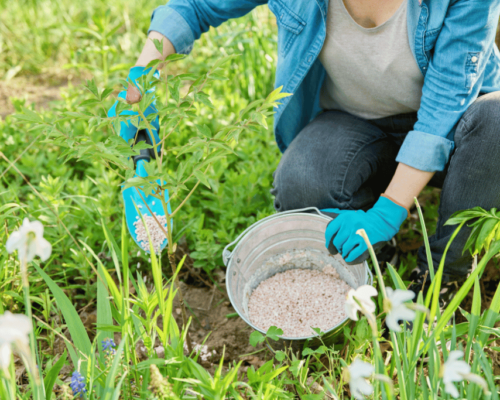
[133, 212, 168, 253]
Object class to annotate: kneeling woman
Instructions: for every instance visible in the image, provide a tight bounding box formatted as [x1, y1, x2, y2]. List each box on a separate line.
[126, 0, 500, 301]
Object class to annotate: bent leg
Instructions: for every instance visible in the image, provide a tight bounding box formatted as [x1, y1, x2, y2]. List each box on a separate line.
[415, 92, 500, 282]
[271, 110, 400, 212]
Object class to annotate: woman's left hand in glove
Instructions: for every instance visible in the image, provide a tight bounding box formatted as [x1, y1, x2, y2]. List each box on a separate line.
[324, 195, 408, 264]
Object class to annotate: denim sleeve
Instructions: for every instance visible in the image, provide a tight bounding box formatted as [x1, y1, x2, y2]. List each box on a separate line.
[148, 0, 268, 55]
[396, 1, 500, 172]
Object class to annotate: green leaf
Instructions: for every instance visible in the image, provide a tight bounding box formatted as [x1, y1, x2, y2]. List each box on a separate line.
[165, 53, 186, 62]
[195, 92, 214, 109]
[97, 262, 114, 353]
[274, 350, 286, 362]
[463, 224, 481, 255]
[194, 169, 211, 189]
[33, 265, 92, 356]
[311, 327, 324, 336]
[151, 38, 164, 54]
[13, 107, 44, 124]
[266, 326, 283, 341]
[101, 338, 127, 400]
[100, 87, 114, 101]
[387, 263, 406, 290]
[81, 242, 123, 312]
[83, 79, 100, 99]
[177, 73, 199, 81]
[249, 331, 265, 347]
[44, 350, 67, 400]
[195, 124, 212, 138]
[476, 218, 498, 253]
[265, 86, 291, 104]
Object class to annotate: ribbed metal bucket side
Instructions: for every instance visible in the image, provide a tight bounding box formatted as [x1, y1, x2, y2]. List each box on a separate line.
[224, 208, 373, 348]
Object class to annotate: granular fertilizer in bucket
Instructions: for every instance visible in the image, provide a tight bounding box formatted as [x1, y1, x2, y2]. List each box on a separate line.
[133, 213, 167, 253]
[248, 267, 351, 337]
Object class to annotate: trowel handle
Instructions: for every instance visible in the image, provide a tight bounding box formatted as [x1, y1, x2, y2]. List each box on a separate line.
[133, 129, 158, 167]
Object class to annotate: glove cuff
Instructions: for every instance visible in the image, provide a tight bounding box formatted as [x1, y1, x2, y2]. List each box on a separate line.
[373, 195, 408, 231]
[127, 66, 160, 90]
[380, 193, 410, 219]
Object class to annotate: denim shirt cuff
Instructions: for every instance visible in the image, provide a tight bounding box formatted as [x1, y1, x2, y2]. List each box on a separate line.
[148, 6, 195, 55]
[395, 130, 455, 172]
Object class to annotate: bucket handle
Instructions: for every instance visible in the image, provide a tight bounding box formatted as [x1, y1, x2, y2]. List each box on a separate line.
[222, 207, 329, 266]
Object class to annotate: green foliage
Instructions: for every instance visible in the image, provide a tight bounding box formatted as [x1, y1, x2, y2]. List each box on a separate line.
[249, 325, 283, 347]
[446, 207, 500, 255]
[2, 2, 500, 399]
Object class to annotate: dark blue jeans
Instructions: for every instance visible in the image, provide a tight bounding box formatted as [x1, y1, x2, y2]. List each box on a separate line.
[271, 92, 500, 281]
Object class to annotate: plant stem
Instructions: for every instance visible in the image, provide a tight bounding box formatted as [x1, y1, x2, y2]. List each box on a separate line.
[357, 229, 387, 298]
[160, 194, 193, 354]
[22, 260, 42, 397]
[137, 108, 162, 171]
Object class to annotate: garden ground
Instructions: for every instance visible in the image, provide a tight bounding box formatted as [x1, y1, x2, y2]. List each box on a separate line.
[2, 1, 500, 398]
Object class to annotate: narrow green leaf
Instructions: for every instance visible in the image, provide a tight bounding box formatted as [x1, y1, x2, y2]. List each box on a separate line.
[386, 263, 406, 289]
[97, 262, 114, 351]
[101, 219, 122, 283]
[81, 242, 123, 311]
[33, 265, 92, 355]
[476, 218, 498, 253]
[101, 338, 127, 400]
[44, 351, 67, 400]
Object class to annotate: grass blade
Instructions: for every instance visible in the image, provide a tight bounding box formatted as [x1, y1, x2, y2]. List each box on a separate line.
[414, 198, 435, 280]
[43, 350, 67, 400]
[97, 262, 114, 361]
[33, 265, 91, 356]
[102, 337, 127, 400]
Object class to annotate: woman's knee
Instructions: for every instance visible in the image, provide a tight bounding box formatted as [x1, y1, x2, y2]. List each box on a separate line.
[271, 151, 340, 211]
[456, 92, 500, 144]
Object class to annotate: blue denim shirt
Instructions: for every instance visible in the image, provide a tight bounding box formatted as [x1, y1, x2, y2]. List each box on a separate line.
[149, 0, 500, 172]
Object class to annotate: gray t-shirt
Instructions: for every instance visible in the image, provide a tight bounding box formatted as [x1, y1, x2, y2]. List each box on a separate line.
[319, 0, 424, 119]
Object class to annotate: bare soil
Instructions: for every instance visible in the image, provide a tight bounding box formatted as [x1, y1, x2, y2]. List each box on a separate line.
[0, 71, 84, 119]
[172, 281, 267, 369]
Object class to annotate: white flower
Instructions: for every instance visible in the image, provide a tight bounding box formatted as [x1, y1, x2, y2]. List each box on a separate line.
[0, 312, 33, 373]
[442, 350, 488, 398]
[384, 288, 416, 332]
[345, 285, 378, 321]
[6, 218, 52, 263]
[0, 343, 12, 372]
[346, 359, 374, 400]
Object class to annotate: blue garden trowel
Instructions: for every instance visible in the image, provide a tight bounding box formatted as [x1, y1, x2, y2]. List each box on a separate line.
[108, 91, 171, 253]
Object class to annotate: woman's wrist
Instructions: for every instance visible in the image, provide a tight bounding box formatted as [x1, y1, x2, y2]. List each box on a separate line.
[135, 32, 175, 68]
[384, 163, 435, 212]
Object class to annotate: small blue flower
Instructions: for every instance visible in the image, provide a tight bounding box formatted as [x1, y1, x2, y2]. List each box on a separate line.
[70, 371, 87, 397]
[102, 338, 116, 354]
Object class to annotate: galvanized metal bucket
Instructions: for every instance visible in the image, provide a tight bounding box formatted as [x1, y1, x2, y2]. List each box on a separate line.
[223, 208, 373, 350]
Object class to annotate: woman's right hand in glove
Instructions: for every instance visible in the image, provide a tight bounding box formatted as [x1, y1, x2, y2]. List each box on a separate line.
[126, 31, 175, 104]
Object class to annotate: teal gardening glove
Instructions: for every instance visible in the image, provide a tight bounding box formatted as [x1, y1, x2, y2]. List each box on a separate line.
[323, 196, 408, 265]
[107, 66, 161, 147]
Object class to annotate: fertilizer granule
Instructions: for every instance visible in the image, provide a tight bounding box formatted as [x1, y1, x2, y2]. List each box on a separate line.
[133, 213, 168, 253]
[248, 267, 351, 337]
